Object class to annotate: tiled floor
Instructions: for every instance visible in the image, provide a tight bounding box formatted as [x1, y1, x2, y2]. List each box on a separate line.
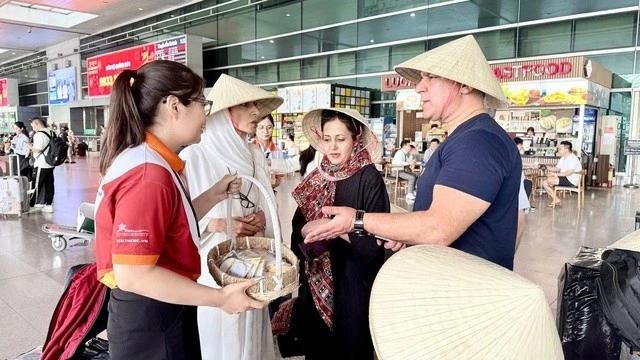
[1, 153, 639, 359]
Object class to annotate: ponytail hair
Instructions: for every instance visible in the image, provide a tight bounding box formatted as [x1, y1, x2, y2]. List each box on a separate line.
[99, 60, 204, 175]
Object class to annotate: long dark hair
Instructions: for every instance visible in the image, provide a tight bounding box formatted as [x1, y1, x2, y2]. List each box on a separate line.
[299, 145, 317, 177]
[14, 121, 26, 134]
[99, 60, 204, 175]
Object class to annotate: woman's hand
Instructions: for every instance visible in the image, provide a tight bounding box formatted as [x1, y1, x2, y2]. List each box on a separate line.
[213, 174, 241, 202]
[207, 217, 263, 237]
[218, 279, 265, 314]
[301, 218, 332, 238]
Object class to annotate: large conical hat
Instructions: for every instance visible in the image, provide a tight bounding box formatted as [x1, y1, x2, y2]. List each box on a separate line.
[207, 74, 283, 119]
[609, 230, 640, 252]
[394, 35, 508, 109]
[369, 245, 563, 360]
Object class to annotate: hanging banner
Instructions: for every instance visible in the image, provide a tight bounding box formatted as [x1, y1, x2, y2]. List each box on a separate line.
[87, 35, 187, 97]
[0, 79, 8, 106]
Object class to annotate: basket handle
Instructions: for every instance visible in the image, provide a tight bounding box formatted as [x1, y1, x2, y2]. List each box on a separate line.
[225, 174, 284, 289]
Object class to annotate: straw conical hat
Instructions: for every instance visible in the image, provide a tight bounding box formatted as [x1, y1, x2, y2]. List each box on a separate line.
[609, 230, 640, 252]
[394, 35, 508, 109]
[207, 74, 283, 119]
[302, 107, 381, 160]
[369, 245, 563, 360]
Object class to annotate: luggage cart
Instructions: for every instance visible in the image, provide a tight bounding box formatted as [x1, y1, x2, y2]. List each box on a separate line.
[42, 203, 95, 251]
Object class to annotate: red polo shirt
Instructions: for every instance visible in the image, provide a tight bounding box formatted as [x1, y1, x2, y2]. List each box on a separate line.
[95, 133, 200, 288]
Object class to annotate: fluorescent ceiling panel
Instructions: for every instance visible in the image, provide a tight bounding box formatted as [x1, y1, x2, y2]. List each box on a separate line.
[0, 2, 98, 29]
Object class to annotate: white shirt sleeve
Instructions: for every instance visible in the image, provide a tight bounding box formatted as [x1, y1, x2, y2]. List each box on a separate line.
[392, 150, 407, 165]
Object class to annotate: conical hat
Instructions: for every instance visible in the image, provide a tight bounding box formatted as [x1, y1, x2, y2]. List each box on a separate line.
[369, 245, 563, 360]
[394, 35, 508, 109]
[207, 74, 283, 119]
[302, 107, 381, 160]
[609, 230, 640, 252]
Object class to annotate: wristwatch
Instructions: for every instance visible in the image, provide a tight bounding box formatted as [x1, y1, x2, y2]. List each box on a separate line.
[353, 210, 366, 235]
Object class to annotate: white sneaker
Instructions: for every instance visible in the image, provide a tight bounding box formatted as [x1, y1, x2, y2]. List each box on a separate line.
[42, 205, 53, 213]
[405, 193, 416, 200]
[33, 204, 44, 208]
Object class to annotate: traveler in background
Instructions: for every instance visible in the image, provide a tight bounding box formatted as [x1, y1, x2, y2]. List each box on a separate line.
[542, 141, 582, 207]
[391, 139, 418, 200]
[285, 133, 299, 157]
[180, 73, 282, 360]
[291, 107, 389, 359]
[253, 114, 278, 158]
[29, 117, 56, 212]
[303, 35, 522, 270]
[526, 127, 535, 137]
[95, 61, 263, 360]
[422, 138, 440, 166]
[299, 145, 318, 177]
[11, 121, 31, 177]
[67, 129, 77, 163]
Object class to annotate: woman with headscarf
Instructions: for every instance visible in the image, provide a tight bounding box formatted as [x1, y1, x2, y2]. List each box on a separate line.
[287, 107, 390, 359]
[180, 74, 283, 360]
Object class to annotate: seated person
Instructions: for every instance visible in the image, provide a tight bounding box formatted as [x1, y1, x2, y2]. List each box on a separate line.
[514, 137, 533, 206]
[392, 140, 418, 200]
[542, 141, 582, 207]
[422, 138, 440, 166]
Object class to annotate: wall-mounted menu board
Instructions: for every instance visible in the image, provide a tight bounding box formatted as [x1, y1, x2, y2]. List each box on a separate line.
[332, 84, 371, 116]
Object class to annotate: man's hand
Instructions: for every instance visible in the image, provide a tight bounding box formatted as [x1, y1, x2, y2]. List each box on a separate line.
[376, 239, 405, 252]
[304, 206, 356, 243]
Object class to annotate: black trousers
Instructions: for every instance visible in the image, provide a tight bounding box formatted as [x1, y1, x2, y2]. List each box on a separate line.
[107, 289, 201, 360]
[30, 167, 54, 206]
[524, 179, 533, 199]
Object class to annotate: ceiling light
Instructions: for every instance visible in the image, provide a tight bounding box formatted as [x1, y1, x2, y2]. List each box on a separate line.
[260, 56, 265, 59]
[0, 49, 7, 55]
[138, 7, 144, 11]
[285, 13, 290, 17]
[269, 39, 274, 43]
[410, 12, 416, 17]
[1, 2, 98, 28]
[11, 52, 16, 55]
[369, 39, 375, 43]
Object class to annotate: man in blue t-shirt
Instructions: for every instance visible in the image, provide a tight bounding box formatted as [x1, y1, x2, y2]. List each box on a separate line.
[301, 35, 522, 270]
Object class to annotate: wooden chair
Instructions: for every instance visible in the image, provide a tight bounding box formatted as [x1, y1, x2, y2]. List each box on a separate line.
[552, 170, 586, 209]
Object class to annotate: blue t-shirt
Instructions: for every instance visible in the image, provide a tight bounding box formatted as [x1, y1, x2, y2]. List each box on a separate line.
[414, 114, 521, 269]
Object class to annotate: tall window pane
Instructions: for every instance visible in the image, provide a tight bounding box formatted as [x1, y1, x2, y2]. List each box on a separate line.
[427, 2, 509, 36]
[475, 29, 515, 60]
[256, 35, 301, 61]
[302, 24, 358, 54]
[329, 53, 356, 76]
[356, 47, 389, 74]
[256, 1, 301, 38]
[359, 0, 426, 17]
[303, 0, 357, 29]
[279, 60, 301, 81]
[520, 0, 637, 22]
[302, 57, 328, 79]
[518, 22, 572, 57]
[256, 63, 278, 84]
[391, 42, 425, 67]
[218, 9, 255, 45]
[357, 11, 426, 46]
[574, 13, 636, 51]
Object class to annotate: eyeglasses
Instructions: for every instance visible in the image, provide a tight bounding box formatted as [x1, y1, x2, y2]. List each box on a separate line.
[190, 97, 214, 116]
[226, 163, 256, 210]
[162, 96, 213, 116]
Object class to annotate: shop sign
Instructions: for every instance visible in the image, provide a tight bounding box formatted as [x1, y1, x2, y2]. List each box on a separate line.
[501, 79, 590, 107]
[0, 79, 7, 107]
[624, 140, 640, 155]
[87, 35, 187, 97]
[381, 74, 415, 91]
[491, 57, 588, 82]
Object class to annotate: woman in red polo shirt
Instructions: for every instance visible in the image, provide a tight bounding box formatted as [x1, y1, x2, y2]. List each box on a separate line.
[95, 60, 264, 360]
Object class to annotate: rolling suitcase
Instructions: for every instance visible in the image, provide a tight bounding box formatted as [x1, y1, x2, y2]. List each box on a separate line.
[0, 154, 30, 216]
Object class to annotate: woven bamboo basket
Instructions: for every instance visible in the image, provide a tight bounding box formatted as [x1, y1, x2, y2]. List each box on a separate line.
[207, 174, 299, 302]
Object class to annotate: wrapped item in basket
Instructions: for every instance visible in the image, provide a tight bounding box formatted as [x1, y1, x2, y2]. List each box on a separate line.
[208, 174, 299, 302]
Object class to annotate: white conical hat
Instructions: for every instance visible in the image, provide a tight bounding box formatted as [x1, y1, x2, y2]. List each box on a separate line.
[609, 230, 640, 252]
[394, 35, 508, 109]
[369, 245, 563, 360]
[207, 74, 283, 119]
[302, 107, 382, 160]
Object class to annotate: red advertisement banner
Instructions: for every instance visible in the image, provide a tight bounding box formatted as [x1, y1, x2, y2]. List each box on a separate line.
[86, 36, 187, 97]
[0, 79, 8, 106]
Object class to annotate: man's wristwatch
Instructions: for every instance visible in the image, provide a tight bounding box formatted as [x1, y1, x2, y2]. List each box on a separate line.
[353, 210, 365, 235]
